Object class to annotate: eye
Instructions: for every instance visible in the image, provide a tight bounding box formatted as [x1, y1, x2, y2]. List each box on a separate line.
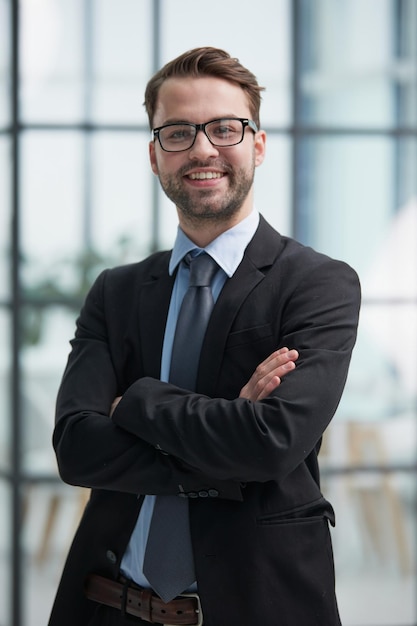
[162, 125, 194, 143]
[209, 120, 240, 139]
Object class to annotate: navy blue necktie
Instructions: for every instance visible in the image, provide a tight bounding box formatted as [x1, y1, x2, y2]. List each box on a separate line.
[143, 252, 218, 602]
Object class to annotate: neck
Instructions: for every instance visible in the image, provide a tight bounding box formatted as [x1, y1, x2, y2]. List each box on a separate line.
[177, 206, 254, 248]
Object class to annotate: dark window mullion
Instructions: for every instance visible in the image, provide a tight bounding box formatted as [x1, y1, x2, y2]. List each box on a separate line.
[11, 0, 23, 625]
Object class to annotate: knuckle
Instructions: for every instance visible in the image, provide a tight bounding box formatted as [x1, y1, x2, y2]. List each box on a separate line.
[256, 363, 265, 377]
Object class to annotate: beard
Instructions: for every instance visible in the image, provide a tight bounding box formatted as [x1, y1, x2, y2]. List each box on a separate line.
[157, 157, 256, 225]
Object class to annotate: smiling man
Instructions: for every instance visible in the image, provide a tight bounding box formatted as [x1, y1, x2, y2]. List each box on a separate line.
[49, 47, 361, 626]
[149, 77, 263, 241]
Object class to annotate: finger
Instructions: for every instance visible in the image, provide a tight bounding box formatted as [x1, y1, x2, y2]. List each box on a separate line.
[254, 375, 281, 401]
[266, 348, 298, 367]
[250, 357, 297, 400]
[255, 349, 298, 380]
[279, 359, 297, 375]
[110, 396, 122, 417]
[258, 347, 290, 369]
[238, 349, 299, 400]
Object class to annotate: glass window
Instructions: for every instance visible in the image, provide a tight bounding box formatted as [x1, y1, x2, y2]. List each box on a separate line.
[90, 133, 153, 260]
[0, 0, 10, 128]
[157, 187, 180, 252]
[21, 307, 78, 474]
[300, 132, 417, 455]
[338, 305, 417, 434]
[20, 0, 84, 123]
[0, 136, 10, 300]
[20, 306, 90, 625]
[20, 131, 154, 298]
[359, 195, 417, 406]
[0, 309, 11, 472]
[160, 0, 291, 127]
[397, 138, 417, 207]
[20, 0, 152, 125]
[299, 0, 417, 127]
[396, 0, 417, 125]
[254, 134, 292, 235]
[0, 482, 11, 625]
[20, 131, 85, 294]
[322, 472, 416, 625]
[22, 480, 88, 626]
[90, 0, 152, 124]
[297, 137, 401, 274]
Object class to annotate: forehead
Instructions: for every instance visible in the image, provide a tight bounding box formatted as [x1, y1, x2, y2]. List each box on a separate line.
[153, 76, 251, 126]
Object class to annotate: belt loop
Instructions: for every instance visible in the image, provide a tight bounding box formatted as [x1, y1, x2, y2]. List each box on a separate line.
[141, 588, 153, 623]
[120, 577, 129, 618]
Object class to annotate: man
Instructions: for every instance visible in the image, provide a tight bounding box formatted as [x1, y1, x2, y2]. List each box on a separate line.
[49, 47, 361, 626]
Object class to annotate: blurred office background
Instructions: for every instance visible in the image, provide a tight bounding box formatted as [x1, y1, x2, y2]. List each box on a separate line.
[0, 0, 416, 624]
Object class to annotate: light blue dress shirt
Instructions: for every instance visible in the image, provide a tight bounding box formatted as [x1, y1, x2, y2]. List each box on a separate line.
[120, 210, 260, 588]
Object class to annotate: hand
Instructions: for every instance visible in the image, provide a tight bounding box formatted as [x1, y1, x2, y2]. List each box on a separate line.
[110, 396, 122, 417]
[239, 347, 298, 402]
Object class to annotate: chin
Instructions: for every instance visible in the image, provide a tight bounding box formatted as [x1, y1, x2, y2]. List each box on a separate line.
[181, 204, 242, 223]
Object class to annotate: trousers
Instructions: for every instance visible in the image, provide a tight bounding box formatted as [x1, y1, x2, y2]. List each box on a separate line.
[88, 604, 164, 626]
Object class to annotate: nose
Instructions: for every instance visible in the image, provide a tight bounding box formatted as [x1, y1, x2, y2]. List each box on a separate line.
[188, 130, 219, 160]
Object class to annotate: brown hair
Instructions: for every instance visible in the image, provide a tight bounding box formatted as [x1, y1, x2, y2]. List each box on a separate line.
[144, 46, 265, 129]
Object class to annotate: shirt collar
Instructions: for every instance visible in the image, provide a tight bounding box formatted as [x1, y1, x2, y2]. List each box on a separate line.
[169, 210, 260, 277]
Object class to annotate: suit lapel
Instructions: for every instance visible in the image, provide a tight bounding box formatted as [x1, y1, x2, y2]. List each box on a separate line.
[137, 218, 283, 391]
[197, 216, 284, 395]
[138, 253, 175, 379]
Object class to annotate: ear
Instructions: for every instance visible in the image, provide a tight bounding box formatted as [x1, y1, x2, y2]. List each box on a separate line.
[254, 130, 266, 167]
[149, 140, 159, 175]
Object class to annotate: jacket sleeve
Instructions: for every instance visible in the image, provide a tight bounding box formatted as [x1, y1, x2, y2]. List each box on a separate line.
[112, 259, 361, 484]
[53, 270, 243, 500]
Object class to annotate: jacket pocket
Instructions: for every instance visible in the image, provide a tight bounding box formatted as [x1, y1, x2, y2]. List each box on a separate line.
[226, 323, 273, 349]
[257, 498, 335, 527]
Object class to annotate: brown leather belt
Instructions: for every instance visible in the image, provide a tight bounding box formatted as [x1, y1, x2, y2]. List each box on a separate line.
[84, 574, 202, 625]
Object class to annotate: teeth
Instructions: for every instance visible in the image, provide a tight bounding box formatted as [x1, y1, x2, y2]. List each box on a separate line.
[188, 172, 223, 180]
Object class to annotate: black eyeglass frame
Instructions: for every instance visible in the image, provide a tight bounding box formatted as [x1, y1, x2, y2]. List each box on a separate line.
[152, 118, 259, 152]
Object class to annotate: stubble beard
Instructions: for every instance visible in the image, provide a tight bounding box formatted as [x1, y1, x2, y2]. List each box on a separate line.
[158, 158, 256, 226]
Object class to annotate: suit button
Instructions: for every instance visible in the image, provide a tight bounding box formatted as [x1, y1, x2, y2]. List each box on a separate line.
[106, 550, 117, 564]
[188, 492, 198, 498]
[198, 490, 209, 498]
[208, 489, 219, 498]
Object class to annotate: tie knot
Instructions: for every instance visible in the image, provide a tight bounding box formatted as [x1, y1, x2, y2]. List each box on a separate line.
[187, 252, 218, 287]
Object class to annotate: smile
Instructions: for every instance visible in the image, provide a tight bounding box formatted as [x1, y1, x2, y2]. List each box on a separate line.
[187, 172, 224, 180]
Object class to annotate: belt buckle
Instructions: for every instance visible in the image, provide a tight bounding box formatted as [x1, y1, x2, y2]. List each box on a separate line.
[164, 593, 203, 626]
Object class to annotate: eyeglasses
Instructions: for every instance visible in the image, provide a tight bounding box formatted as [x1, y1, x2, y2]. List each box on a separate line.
[152, 118, 258, 152]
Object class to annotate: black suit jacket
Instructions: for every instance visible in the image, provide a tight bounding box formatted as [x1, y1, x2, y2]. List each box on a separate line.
[49, 216, 361, 626]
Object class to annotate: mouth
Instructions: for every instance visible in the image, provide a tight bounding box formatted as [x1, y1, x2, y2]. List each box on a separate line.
[186, 171, 225, 181]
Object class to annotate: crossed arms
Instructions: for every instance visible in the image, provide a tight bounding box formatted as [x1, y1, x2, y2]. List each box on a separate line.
[53, 256, 360, 497]
[110, 346, 299, 415]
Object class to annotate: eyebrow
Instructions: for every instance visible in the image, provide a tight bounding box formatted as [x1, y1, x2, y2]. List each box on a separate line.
[158, 119, 192, 126]
[157, 115, 241, 127]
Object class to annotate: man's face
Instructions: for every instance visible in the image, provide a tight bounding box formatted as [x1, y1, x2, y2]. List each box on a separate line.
[149, 76, 266, 228]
